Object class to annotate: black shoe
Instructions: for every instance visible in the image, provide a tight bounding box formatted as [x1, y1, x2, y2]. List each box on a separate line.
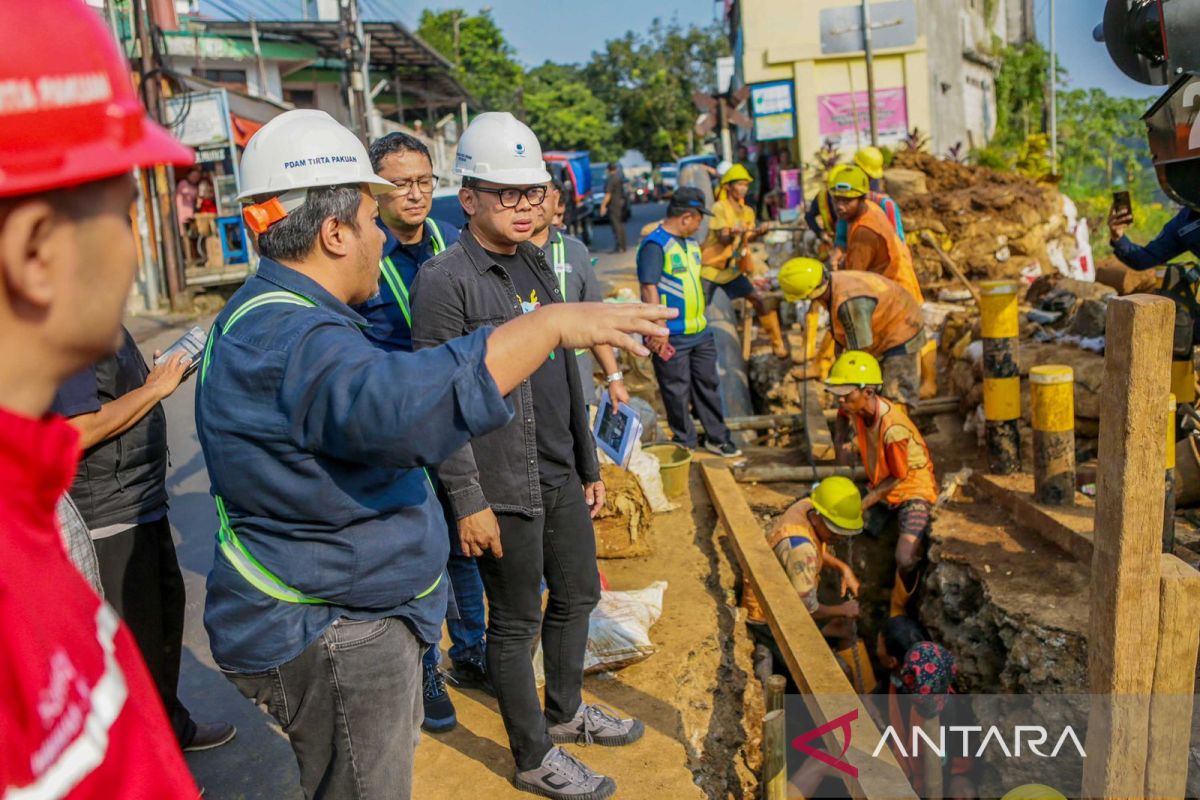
[704, 440, 743, 458]
[422, 663, 457, 733]
[182, 721, 236, 752]
[448, 644, 494, 696]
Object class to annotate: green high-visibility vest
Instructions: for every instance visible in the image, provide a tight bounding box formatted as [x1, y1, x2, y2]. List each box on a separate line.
[378, 219, 446, 328]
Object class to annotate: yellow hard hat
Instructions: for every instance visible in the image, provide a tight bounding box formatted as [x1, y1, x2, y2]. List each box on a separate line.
[778, 257, 828, 302]
[720, 162, 753, 185]
[825, 351, 883, 390]
[809, 476, 864, 536]
[999, 785, 1067, 800]
[827, 163, 869, 198]
[854, 146, 885, 180]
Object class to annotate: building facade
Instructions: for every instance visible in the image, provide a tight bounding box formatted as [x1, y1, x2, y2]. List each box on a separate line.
[732, 0, 1034, 165]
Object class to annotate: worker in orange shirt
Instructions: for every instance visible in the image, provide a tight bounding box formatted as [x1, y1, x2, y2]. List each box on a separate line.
[702, 164, 788, 358]
[779, 257, 925, 412]
[827, 164, 923, 304]
[824, 351, 937, 619]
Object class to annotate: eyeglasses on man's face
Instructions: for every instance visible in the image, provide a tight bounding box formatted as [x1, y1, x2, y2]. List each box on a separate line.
[472, 184, 548, 209]
[386, 175, 440, 197]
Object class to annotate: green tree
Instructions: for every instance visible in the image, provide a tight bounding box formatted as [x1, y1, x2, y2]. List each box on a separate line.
[583, 19, 730, 163]
[992, 41, 1053, 148]
[523, 63, 620, 161]
[416, 8, 523, 112]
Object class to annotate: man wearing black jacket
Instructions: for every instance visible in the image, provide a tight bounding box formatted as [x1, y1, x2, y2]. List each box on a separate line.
[411, 112, 642, 800]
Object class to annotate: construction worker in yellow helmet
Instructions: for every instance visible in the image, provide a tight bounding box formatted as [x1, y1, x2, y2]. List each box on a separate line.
[701, 162, 789, 358]
[825, 350, 937, 619]
[828, 164, 923, 303]
[739, 475, 870, 689]
[779, 257, 926, 410]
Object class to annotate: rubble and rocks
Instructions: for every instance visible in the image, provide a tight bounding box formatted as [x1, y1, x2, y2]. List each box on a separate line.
[887, 150, 1077, 283]
[594, 463, 653, 558]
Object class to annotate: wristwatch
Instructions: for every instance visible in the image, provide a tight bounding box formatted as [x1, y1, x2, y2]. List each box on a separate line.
[605, 371, 624, 385]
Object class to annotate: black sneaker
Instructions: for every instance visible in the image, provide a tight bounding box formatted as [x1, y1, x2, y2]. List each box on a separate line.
[547, 703, 644, 747]
[513, 747, 616, 799]
[421, 663, 457, 733]
[704, 440, 743, 458]
[448, 644, 494, 696]
[182, 721, 236, 752]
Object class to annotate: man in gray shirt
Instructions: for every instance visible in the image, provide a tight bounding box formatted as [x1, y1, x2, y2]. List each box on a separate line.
[532, 178, 629, 409]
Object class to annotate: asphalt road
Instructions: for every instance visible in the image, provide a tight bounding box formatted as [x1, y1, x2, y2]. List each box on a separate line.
[143, 199, 667, 798]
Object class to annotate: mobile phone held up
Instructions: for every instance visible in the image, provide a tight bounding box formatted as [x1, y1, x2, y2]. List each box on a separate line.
[1112, 189, 1132, 218]
[154, 326, 207, 377]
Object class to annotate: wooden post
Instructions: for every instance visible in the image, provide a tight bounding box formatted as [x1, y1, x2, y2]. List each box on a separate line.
[765, 673, 787, 713]
[1082, 295, 1173, 799]
[1145, 554, 1200, 798]
[763, 709, 787, 800]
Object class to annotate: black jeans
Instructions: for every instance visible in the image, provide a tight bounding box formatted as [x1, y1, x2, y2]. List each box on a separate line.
[479, 480, 601, 770]
[93, 515, 195, 744]
[650, 334, 731, 449]
[226, 616, 423, 800]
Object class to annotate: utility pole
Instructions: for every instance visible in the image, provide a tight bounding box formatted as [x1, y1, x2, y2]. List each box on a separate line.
[133, 0, 185, 309]
[339, 0, 368, 142]
[1049, 0, 1058, 174]
[861, 0, 879, 146]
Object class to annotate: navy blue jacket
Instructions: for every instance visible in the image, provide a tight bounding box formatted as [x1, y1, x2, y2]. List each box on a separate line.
[196, 258, 512, 672]
[356, 217, 460, 352]
[1113, 207, 1200, 270]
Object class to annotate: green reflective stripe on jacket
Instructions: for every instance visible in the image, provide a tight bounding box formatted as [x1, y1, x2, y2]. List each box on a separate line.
[200, 291, 316, 384]
[379, 255, 412, 327]
[551, 232, 587, 356]
[427, 219, 445, 254]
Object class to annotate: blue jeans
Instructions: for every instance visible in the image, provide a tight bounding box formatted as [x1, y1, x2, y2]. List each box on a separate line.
[423, 549, 487, 668]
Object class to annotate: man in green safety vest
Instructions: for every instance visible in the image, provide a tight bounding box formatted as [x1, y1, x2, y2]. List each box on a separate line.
[195, 108, 672, 800]
[637, 186, 742, 457]
[531, 177, 630, 409]
[356, 131, 460, 352]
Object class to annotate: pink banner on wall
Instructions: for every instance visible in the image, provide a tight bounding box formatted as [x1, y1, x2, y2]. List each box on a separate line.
[817, 88, 908, 148]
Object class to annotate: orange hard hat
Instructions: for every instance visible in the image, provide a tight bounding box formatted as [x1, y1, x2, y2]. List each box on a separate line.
[0, 0, 194, 198]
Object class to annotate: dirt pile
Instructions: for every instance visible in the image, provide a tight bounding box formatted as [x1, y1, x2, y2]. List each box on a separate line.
[888, 150, 1072, 282]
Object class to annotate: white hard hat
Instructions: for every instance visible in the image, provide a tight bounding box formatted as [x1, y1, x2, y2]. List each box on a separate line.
[454, 111, 551, 186]
[717, 160, 733, 177]
[237, 109, 394, 211]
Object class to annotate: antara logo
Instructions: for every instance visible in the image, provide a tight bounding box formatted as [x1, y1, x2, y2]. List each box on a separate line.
[871, 724, 1087, 760]
[792, 709, 859, 778]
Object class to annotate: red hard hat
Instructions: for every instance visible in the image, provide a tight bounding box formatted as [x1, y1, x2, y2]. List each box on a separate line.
[0, 0, 194, 198]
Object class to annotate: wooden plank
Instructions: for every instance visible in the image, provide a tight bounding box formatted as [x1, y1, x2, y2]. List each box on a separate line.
[802, 380, 836, 461]
[1145, 554, 1200, 799]
[1082, 295, 1174, 799]
[968, 472, 1094, 562]
[735, 464, 867, 483]
[701, 461, 917, 800]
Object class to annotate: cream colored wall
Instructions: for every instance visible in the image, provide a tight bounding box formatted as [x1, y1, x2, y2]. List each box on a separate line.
[739, 0, 931, 175]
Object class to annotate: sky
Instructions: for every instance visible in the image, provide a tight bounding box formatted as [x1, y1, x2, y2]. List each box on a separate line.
[1032, 0, 1158, 101]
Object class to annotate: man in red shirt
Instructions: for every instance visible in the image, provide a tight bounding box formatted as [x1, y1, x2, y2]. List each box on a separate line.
[0, 1, 201, 797]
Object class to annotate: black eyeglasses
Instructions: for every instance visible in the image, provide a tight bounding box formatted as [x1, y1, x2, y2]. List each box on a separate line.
[471, 185, 548, 208]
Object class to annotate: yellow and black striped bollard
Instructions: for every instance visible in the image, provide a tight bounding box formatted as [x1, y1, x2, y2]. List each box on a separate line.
[980, 280, 1021, 474]
[1165, 393, 1177, 553]
[1030, 365, 1074, 506]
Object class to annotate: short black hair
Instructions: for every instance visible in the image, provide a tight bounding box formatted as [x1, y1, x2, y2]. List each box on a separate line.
[368, 131, 432, 173]
[550, 176, 565, 194]
[255, 185, 362, 262]
[881, 616, 927, 663]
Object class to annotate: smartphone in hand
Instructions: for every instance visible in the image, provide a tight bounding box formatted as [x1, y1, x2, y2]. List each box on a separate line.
[1112, 189, 1132, 218]
[154, 326, 207, 376]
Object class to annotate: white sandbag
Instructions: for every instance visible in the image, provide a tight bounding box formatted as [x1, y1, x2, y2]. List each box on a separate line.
[583, 581, 667, 674]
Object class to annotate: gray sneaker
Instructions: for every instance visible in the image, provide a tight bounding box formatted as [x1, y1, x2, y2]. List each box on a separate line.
[513, 747, 616, 800]
[548, 703, 645, 747]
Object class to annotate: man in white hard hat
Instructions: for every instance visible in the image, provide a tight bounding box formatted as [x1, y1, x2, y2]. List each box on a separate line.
[412, 112, 643, 800]
[196, 109, 672, 800]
